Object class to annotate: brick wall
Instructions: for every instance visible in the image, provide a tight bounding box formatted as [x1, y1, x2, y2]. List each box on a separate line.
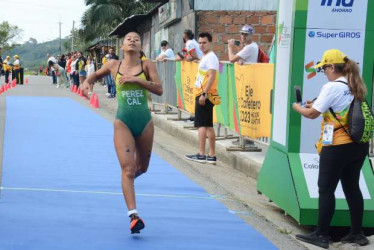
[197, 11, 276, 61]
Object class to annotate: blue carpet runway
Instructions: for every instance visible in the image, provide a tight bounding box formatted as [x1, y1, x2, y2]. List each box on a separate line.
[0, 96, 277, 250]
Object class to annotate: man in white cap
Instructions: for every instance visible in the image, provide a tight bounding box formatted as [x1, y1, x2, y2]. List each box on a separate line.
[227, 24, 259, 64]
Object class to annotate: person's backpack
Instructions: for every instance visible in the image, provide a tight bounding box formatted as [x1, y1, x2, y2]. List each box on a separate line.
[257, 48, 269, 63]
[329, 80, 374, 143]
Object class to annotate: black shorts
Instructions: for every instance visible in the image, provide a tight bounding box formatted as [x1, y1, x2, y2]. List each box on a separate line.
[194, 95, 214, 127]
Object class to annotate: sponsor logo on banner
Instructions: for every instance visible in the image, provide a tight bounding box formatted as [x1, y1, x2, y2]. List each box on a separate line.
[305, 61, 317, 80]
[299, 153, 371, 199]
[308, 30, 361, 39]
[320, 0, 354, 13]
[278, 22, 291, 47]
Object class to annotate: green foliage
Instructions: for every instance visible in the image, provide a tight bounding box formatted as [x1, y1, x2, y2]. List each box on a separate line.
[0, 21, 22, 52]
[80, 0, 156, 42]
[6, 38, 68, 71]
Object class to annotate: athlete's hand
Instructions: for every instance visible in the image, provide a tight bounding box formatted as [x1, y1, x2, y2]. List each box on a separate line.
[199, 95, 206, 106]
[81, 80, 90, 97]
[117, 74, 139, 84]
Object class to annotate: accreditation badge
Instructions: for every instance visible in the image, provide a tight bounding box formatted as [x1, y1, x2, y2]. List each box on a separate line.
[195, 72, 203, 88]
[322, 122, 334, 145]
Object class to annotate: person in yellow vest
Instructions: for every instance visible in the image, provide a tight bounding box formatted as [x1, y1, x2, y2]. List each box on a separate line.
[13, 55, 21, 84]
[3, 56, 12, 83]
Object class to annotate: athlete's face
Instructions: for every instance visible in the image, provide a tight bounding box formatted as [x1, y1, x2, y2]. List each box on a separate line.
[122, 32, 141, 52]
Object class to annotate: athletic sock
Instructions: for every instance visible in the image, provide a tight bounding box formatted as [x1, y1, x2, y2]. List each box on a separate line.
[128, 209, 138, 217]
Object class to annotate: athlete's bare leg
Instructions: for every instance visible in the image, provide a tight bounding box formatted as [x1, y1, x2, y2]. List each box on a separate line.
[113, 119, 137, 210]
[134, 120, 154, 178]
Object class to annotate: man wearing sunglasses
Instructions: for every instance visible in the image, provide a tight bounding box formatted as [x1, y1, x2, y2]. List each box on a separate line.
[156, 40, 175, 61]
[227, 25, 259, 64]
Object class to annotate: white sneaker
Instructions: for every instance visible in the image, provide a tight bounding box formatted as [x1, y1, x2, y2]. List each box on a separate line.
[105, 93, 111, 96]
[56, 85, 60, 88]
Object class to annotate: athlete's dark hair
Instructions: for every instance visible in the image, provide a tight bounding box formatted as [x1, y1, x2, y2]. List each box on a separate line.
[198, 32, 212, 42]
[184, 29, 194, 40]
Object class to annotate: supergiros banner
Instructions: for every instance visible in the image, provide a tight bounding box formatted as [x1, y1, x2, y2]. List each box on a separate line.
[230, 64, 273, 138]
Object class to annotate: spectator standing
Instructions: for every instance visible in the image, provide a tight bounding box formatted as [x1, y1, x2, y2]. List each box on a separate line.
[0, 54, 3, 76]
[156, 40, 174, 61]
[3, 56, 12, 83]
[47, 54, 58, 84]
[48, 60, 69, 89]
[109, 47, 119, 60]
[13, 55, 21, 84]
[228, 25, 258, 64]
[70, 54, 79, 89]
[85, 57, 95, 93]
[104, 54, 115, 98]
[178, 29, 203, 61]
[76, 52, 87, 86]
[185, 32, 219, 165]
[58, 54, 67, 69]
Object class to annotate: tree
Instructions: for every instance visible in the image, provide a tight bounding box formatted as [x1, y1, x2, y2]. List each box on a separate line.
[79, 0, 156, 42]
[0, 21, 22, 51]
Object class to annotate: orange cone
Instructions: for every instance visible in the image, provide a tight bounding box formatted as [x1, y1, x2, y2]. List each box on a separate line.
[79, 88, 84, 97]
[25, 78, 29, 85]
[92, 94, 100, 108]
[0, 85, 3, 94]
[89, 93, 94, 106]
[12, 78, 16, 86]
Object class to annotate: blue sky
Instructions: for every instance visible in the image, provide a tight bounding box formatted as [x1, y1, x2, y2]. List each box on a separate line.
[0, 0, 88, 43]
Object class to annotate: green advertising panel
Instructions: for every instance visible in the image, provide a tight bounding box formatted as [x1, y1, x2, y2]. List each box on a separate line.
[258, 0, 374, 226]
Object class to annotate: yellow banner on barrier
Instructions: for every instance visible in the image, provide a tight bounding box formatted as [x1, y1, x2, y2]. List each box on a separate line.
[234, 64, 273, 138]
[180, 61, 198, 114]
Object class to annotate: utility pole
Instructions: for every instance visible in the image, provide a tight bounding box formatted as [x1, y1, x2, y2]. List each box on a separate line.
[58, 17, 62, 55]
[71, 21, 75, 52]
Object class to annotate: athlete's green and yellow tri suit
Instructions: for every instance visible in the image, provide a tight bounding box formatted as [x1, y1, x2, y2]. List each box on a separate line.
[115, 61, 151, 137]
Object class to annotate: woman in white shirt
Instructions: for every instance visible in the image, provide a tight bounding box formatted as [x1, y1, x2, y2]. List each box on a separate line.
[293, 49, 369, 248]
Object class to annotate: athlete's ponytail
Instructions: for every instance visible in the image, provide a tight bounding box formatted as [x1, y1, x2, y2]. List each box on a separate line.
[334, 58, 366, 101]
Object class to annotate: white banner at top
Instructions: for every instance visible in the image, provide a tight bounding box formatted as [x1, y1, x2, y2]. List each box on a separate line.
[307, 0, 368, 30]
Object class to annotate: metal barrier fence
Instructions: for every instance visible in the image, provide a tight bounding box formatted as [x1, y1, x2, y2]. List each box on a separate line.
[152, 60, 271, 151]
[152, 60, 374, 154]
[152, 60, 177, 110]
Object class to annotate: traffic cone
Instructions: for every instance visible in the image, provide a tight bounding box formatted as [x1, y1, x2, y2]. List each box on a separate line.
[89, 92, 94, 106]
[0, 85, 3, 94]
[25, 78, 28, 85]
[12, 78, 16, 86]
[92, 94, 100, 108]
